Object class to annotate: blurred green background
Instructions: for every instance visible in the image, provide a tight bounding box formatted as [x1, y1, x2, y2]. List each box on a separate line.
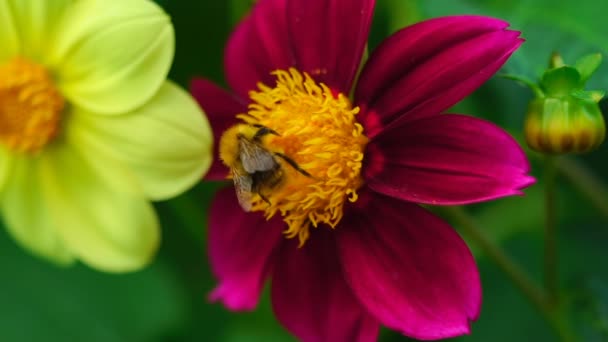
[1, 0, 607, 341]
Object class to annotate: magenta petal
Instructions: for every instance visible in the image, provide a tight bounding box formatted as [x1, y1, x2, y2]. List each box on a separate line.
[287, 0, 375, 92]
[355, 16, 522, 135]
[208, 187, 284, 310]
[337, 191, 481, 340]
[272, 231, 379, 342]
[190, 78, 246, 180]
[364, 113, 534, 205]
[225, 0, 294, 98]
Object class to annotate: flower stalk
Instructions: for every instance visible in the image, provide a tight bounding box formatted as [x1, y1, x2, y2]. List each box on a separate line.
[440, 206, 576, 342]
[544, 156, 558, 306]
[556, 157, 608, 221]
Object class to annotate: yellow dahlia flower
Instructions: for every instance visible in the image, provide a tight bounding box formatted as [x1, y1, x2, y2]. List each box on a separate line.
[0, 0, 212, 272]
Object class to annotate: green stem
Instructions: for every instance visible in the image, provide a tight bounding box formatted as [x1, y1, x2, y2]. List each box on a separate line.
[556, 157, 608, 220]
[440, 206, 576, 341]
[441, 207, 547, 311]
[544, 156, 558, 306]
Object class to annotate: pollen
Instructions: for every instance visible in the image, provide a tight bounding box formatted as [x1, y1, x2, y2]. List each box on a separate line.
[0, 57, 64, 153]
[240, 68, 367, 245]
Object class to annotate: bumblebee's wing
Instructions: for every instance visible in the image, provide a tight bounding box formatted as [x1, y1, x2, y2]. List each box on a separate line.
[239, 138, 277, 173]
[232, 169, 253, 212]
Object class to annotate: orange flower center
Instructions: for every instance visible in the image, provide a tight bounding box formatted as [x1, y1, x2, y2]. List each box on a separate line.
[0, 58, 64, 153]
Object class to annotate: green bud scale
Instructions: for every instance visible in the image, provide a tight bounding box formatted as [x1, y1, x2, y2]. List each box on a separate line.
[525, 96, 605, 153]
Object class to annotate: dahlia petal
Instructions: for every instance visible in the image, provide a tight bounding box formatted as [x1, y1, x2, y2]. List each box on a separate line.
[355, 16, 522, 135]
[0, 154, 74, 265]
[287, 0, 375, 92]
[0, 0, 71, 61]
[0, 0, 21, 61]
[272, 231, 379, 342]
[51, 0, 173, 115]
[225, 0, 294, 98]
[208, 188, 284, 311]
[337, 191, 481, 340]
[0, 146, 11, 194]
[68, 81, 212, 201]
[190, 78, 246, 181]
[42, 142, 159, 272]
[365, 114, 534, 205]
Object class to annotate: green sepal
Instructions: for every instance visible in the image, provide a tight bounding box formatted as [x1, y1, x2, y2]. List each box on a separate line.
[500, 74, 544, 98]
[571, 89, 606, 103]
[549, 52, 566, 68]
[574, 53, 602, 85]
[541, 66, 581, 97]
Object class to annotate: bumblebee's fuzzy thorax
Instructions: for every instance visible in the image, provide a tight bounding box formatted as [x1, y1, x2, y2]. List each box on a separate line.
[219, 124, 261, 169]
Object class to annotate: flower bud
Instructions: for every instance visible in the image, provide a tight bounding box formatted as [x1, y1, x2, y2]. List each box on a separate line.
[521, 53, 606, 154]
[525, 95, 605, 153]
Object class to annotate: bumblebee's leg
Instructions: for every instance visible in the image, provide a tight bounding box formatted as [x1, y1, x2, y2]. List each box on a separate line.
[258, 191, 272, 205]
[274, 152, 312, 177]
[251, 170, 280, 206]
[252, 125, 280, 141]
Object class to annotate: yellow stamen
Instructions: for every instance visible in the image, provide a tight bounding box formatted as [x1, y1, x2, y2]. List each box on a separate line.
[238, 68, 367, 245]
[0, 58, 64, 153]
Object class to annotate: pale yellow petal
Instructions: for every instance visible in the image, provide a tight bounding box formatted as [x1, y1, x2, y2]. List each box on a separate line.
[69, 81, 213, 201]
[0, 0, 20, 62]
[0, 152, 74, 265]
[41, 141, 160, 273]
[0, 146, 11, 194]
[51, 0, 174, 115]
[0, 0, 72, 62]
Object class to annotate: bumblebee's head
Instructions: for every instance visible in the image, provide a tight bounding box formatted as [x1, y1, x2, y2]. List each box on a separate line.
[219, 124, 250, 167]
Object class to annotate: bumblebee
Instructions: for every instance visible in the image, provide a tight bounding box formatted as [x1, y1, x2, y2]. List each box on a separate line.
[219, 124, 310, 211]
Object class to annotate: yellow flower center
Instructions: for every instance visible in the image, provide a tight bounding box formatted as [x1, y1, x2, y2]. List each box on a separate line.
[226, 68, 368, 245]
[0, 58, 64, 153]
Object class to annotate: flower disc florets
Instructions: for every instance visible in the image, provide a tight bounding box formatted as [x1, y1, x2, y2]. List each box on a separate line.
[0, 58, 64, 153]
[235, 68, 368, 245]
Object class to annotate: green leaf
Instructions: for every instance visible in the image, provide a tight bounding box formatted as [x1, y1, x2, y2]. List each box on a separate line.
[567, 276, 608, 341]
[419, 0, 608, 90]
[0, 225, 186, 342]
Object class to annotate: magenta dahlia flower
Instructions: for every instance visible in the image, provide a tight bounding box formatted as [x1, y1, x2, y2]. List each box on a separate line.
[191, 0, 534, 340]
